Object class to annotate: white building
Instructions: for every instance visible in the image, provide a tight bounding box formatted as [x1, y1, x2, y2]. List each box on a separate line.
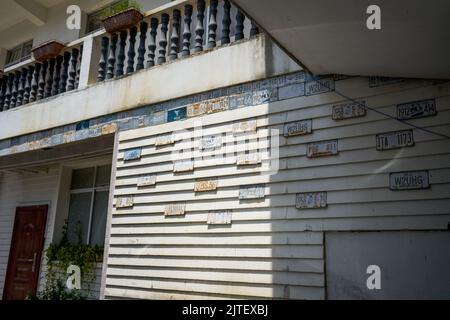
[0, 0, 449, 300]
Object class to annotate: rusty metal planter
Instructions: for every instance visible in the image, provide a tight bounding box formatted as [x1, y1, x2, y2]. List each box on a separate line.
[32, 40, 65, 62]
[102, 8, 143, 34]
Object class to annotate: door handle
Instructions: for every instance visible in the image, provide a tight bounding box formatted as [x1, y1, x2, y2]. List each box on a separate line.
[31, 252, 37, 272]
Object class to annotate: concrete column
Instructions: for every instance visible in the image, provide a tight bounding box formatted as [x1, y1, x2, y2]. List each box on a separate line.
[77, 35, 101, 89]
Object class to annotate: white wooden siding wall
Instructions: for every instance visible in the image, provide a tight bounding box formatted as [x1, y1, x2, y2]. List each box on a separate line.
[105, 77, 450, 300]
[0, 167, 59, 298]
[0, 167, 103, 299]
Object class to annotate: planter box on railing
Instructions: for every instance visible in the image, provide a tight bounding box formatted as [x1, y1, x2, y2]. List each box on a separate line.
[102, 8, 143, 34]
[32, 40, 66, 62]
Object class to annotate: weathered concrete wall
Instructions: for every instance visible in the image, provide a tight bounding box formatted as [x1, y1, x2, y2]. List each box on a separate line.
[0, 35, 300, 141]
[326, 231, 450, 299]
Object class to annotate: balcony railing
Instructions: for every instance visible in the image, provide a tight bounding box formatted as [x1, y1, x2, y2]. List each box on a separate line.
[0, 0, 259, 113]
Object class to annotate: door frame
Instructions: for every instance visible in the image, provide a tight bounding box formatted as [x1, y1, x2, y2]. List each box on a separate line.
[3, 205, 48, 300]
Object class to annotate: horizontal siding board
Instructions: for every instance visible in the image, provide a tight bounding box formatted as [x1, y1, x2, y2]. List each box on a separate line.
[105, 277, 325, 299]
[106, 256, 324, 273]
[105, 77, 450, 300]
[106, 267, 324, 286]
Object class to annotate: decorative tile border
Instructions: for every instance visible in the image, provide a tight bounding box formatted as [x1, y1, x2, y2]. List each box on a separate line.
[0, 71, 408, 158]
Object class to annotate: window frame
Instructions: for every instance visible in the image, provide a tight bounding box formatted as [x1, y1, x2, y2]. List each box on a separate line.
[5, 40, 33, 68]
[68, 165, 111, 245]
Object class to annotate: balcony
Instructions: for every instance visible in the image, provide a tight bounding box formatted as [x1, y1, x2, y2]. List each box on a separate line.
[0, 0, 299, 142]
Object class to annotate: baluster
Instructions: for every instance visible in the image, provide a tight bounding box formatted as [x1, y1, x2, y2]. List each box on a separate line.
[4, 75, 13, 110]
[107, 33, 118, 79]
[147, 18, 158, 67]
[182, 4, 193, 57]
[16, 69, 26, 107]
[52, 56, 62, 96]
[169, 10, 181, 61]
[37, 61, 47, 100]
[0, 76, 6, 111]
[30, 63, 40, 102]
[136, 22, 148, 71]
[235, 10, 245, 41]
[23, 66, 33, 104]
[98, 36, 109, 81]
[193, 0, 205, 53]
[158, 13, 169, 64]
[59, 52, 70, 94]
[221, 0, 231, 44]
[4, 75, 12, 110]
[67, 48, 79, 91]
[127, 26, 138, 74]
[250, 21, 260, 37]
[116, 30, 127, 77]
[75, 46, 82, 88]
[44, 58, 55, 98]
[207, 0, 218, 49]
[10, 72, 19, 108]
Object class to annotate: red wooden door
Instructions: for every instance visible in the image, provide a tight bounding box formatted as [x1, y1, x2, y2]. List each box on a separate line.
[3, 205, 48, 300]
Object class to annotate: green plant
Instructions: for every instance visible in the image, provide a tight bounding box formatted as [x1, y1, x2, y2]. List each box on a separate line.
[32, 220, 104, 300]
[101, 0, 143, 19]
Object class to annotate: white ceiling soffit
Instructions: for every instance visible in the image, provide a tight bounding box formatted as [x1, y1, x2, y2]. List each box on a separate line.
[233, 0, 450, 79]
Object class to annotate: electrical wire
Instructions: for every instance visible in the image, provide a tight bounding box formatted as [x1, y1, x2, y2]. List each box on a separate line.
[307, 74, 450, 140]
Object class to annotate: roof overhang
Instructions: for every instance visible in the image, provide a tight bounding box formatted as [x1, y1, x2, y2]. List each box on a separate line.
[233, 0, 450, 79]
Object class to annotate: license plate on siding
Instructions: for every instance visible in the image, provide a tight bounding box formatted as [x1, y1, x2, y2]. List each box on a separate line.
[165, 203, 186, 216]
[397, 99, 436, 120]
[307, 140, 338, 158]
[389, 171, 430, 190]
[295, 192, 327, 209]
[283, 120, 312, 137]
[207, 211, 232, 225]
[376, 130, 414, 150]
[239, 184, 265, 199]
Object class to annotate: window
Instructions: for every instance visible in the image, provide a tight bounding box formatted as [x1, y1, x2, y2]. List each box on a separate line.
[5, 40, 33, 67]
[67, 164, 111, 245]
[86, 0, 129, 33]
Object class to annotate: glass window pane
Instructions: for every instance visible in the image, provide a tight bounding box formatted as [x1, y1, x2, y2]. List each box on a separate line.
[6, 47, 21, 65]
[67, 192, 92, 244]
[71, 167, 95, 189]
[90, 191, 109, 246]
[95, 164, 112, 187]
[22, 41, 33, 58]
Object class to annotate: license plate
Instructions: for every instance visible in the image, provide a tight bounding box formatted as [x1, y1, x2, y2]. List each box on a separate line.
[137, 175, 156, 187]
[283, 120, 312, 137]
[173, 159, 194, 172]
[165, 203, 186, 216]
[332, 101, 367, 120]
[232, 120, 257, 134]
[199, 135, 222, 150]
[305, 78, 335, 96]
[239, 184, 265, 199]
[307, 140, 338, 158]
[296, 192, 327, 209]
[236, 153, 261, 165]
[124, 148, 142, 161]
[167, 106, 187, 122]
[207, 211, 232, 225]
[389, 171, 429, 190]
[116, 197, 134, 208]
[155, 134, 174, 146]
[376, 130, 414, 150]
[397, 99, 436, 120]
[194, 179, 218, 192]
